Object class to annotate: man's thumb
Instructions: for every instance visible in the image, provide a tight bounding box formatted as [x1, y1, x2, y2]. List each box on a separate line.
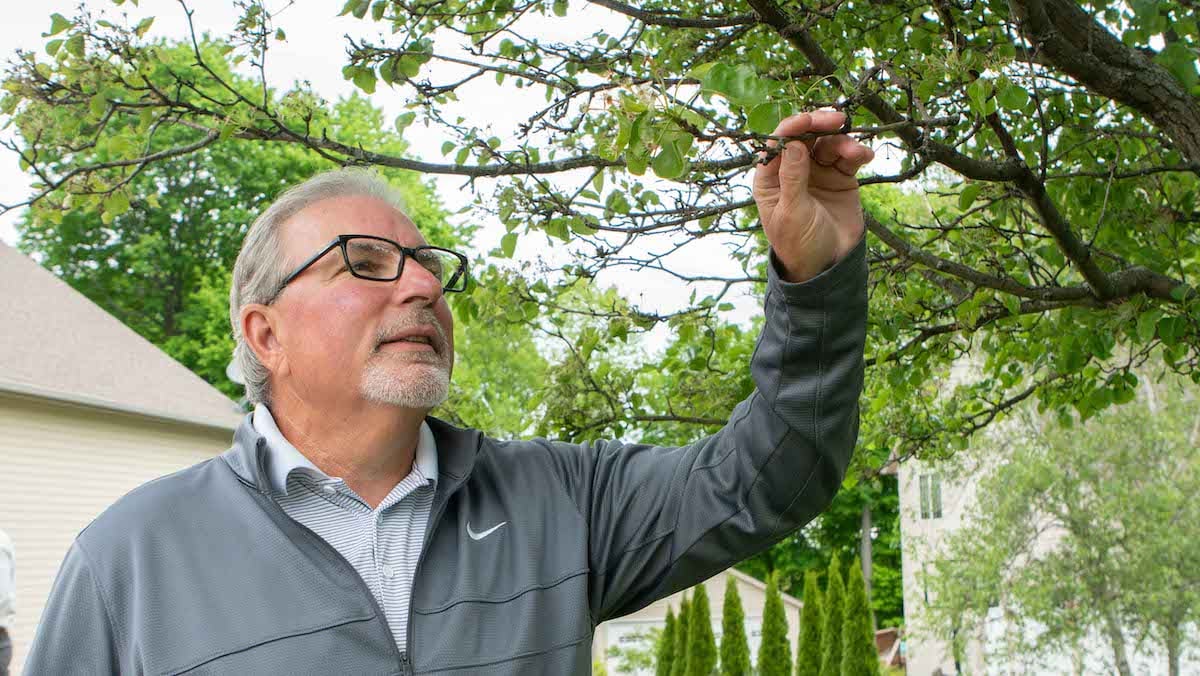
[777, 141, 810, 196]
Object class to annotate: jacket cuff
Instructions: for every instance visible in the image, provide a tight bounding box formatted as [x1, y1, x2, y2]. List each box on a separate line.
[766, 233, 868, 304]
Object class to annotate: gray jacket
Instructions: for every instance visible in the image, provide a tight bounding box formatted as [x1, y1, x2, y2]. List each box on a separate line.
[24, 239, 867, 675]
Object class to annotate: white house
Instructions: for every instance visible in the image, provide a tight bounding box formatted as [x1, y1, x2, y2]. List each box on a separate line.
[0, 243, 243, 673]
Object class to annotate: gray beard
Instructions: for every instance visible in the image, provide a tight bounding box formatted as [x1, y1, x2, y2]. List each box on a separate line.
[360, 352, 450, 409]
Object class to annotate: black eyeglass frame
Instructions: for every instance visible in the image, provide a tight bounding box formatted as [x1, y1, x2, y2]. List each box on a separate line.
[275, 234, 469, 297]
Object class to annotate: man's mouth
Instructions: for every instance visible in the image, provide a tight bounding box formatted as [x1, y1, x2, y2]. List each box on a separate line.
[378, 329, 441, 355]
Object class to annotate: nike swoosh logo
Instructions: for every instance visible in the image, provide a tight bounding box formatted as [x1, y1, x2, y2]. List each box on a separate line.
[466, 521, 507, 541]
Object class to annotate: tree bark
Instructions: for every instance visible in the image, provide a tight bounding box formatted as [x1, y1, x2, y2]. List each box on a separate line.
[1009, 0, 1200, 166]
[860, 501, 876, 632]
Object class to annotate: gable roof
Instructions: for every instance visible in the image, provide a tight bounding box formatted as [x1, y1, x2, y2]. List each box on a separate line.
[724, 566, 804, 610]
[0, 242, 242, 432]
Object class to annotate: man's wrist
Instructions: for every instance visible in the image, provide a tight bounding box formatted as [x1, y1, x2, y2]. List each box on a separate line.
[767, 234, 868, 302]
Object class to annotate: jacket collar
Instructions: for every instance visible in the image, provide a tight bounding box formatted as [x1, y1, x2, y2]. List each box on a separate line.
[221, 412, 484, 495]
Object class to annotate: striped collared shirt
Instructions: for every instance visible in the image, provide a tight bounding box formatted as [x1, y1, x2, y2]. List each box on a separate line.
[252, 404, 437, 651]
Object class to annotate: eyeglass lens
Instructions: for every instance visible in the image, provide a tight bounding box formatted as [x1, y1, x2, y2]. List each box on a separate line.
[343, 238, 463, 290]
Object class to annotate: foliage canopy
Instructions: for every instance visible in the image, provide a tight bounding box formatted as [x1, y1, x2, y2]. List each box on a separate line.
[4, 0, 1200, 471]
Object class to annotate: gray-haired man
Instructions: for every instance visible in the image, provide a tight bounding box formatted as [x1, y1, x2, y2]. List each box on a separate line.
[26, 111, 872, 674]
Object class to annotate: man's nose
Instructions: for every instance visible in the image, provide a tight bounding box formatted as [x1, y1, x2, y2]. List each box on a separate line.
[391, 259, 445, 305]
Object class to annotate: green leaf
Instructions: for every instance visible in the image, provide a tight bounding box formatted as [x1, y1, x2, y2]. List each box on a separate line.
[1001, 293, 1020, 316]
[102, 192, 130, 218]
[275, 28, 286, 41]
[651, 142, 686, 179]
[45, 39, 63, 57]
[65, 34, 85, 58]
[394, 112, 416, 132]
[397, 57, 421, 79]
[441, 141, 455, 156]
[1137, 309, 1162, 343]
[500, 232, 518, 258]
[703, 63, 768, 106]
[966, 79, 991, 115]
[454, 146, 471, 165]
[352, 68, 377, 94]
[134, 16, 155, 38]
[1157, 316, 1187, 345]
[47, 13, 72, 37]
[958, 183, 982, 212]
[552, 0, 568, 16]
[89, 93, 108, 117]
[626, 150, 648, 176]
[1157, 42, 1199, 90]
[997, 82, 1030, 111]
[546, 218, 569, 242]
[688, 62, 716, 80]
[748, 102, 787, 135]
[372, 0, 387, 21]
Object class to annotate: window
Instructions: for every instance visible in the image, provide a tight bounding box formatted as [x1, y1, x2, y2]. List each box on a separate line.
[919, 473, 943, 519]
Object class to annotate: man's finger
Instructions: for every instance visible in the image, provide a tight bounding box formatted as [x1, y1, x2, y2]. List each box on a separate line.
[810, 134, 874, 176]
[756, 112, 814, 187]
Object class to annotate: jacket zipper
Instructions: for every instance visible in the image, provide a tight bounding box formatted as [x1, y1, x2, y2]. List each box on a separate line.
[234, 472, 409, 673]
[403, 487, 455, 674]
[405, 429, 481, 674]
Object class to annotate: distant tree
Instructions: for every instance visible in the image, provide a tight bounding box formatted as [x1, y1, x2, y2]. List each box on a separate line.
[924, 372, 1200, 676]
[608, 628, 661, 675]
[720, 577, 751, 676]
[657, 606, 677, 676]
[842, 559, 879, 676]
[672, 596, 692, 676]
[757, 574, 791, 676]
[796, 571, 823, 676]
[819, 555, 846, 676]
[687, 584, 718, 676]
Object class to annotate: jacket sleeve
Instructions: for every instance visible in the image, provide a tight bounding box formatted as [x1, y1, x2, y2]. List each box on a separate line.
[548, 235, 868, 623]
[22, 541, 121, 675]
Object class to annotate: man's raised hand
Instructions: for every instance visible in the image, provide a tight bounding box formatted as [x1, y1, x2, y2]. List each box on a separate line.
[753, 111, 874, 283]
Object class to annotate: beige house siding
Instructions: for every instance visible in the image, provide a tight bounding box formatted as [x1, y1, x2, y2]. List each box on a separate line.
[0, 391, 232, 675]
[592, 568, 804, 674]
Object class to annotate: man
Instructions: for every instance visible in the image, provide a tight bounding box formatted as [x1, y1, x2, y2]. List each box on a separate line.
[25, 111, 872, 674]
[0, 527, 12, 676]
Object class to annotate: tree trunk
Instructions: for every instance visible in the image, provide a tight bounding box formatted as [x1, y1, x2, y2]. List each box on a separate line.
[1167, 621, 1181, 676]
[860, 501, 876, 632]
[1101, 607, 1134, 676]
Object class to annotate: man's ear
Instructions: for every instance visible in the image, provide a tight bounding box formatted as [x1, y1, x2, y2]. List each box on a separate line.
[241, 304, 289, 378]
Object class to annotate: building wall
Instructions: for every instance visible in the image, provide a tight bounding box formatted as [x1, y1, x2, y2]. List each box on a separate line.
[592, 569, 804, 675]
[897, 457, 986, 676]
[0, 392, 231, 674]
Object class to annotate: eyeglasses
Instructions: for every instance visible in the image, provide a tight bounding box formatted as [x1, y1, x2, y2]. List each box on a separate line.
[275, 234, 469, 297]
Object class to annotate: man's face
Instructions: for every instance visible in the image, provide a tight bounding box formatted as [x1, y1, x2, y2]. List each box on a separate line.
[268, 194, 455, 411]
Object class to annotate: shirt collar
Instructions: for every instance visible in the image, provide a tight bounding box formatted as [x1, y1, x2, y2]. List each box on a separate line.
[252, 403, 439, 496]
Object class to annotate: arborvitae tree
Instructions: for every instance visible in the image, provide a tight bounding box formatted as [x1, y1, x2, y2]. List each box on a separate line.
[757, 573, 791, 676]
[796, 571, 824, 676]
[818, 555, 846, 676]
[842, 559, 879, 676]
[657, 606, 677, 676]
[720, 577, 751, 676]
[686, 584, 718, 676]
[671, 596, 691, 676]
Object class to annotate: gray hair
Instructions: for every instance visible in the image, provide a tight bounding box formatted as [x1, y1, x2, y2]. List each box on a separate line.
[229, 169, 409, 405]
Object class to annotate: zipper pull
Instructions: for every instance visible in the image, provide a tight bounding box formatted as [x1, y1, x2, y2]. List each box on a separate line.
[400, 651, 412, 675]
